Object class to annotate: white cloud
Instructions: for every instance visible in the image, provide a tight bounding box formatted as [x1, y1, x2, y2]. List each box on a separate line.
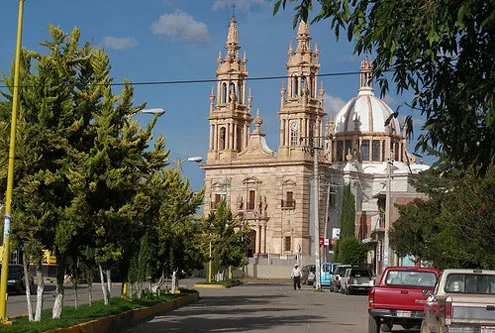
[323, 93, 346, 119]
[100, 36, 138, 50]
[211, 0, 267, 13]
[151, 10, 210, 45]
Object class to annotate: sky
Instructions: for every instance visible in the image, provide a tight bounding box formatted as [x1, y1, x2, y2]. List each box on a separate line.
[0, 0, 429, 191]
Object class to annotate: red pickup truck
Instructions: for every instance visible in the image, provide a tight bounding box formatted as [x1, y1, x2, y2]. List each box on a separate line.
[368, 266, 441, 333]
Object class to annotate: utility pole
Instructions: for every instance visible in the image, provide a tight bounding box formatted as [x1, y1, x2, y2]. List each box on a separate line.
[300, 135, 327, 291]
[0, 0, 25, 320]
[383, 142, 393, 270]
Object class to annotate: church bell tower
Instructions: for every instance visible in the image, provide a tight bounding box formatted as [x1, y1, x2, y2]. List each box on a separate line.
[207, 16, 252, 163]
[278, 21, 326, 160]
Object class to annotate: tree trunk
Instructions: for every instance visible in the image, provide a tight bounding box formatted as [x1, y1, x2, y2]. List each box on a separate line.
[105, 268, 112, 303]
[151, 273, 165, 295]
[98, 264, 109, 305]
[88, 283, 92, 307]
[52, 258, 66, 319]
[34, 262, 44, 322]
[22, 253, 33, 321]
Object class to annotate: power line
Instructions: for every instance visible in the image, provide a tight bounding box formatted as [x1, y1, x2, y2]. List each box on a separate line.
[0, 70, 365, 89]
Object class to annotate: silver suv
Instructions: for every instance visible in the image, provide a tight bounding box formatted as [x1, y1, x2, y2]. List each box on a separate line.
[330, 264, 352, 292]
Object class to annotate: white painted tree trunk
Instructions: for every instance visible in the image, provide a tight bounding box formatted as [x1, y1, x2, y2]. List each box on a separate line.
[34, 264, 44, 322]
[98, 264, 109, 305]
[151, 274, 165, 295]
[105, 268, 111, 303]
[22, 254, 33, 321]
[88, 283, 92, 307]
[52, 280, 64, 319]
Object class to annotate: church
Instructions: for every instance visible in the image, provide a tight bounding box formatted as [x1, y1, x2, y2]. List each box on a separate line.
[201, 16, 429, 277]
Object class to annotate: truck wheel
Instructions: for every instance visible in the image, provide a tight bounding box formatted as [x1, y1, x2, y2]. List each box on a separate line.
[381, 322, 392, 332]
[368, 315, 380, 333]
[420, 320, 431, 333]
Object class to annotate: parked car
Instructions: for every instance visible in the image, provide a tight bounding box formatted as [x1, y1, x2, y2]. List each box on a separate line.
[0, 264, 34, 294]
[422, 268, 495, 333]
[368, 266, 441, 333]
[301, 265, 316, 285]
[330, 264, 352, 292]
[321, 262, 341, 288]
[341, 267, 374, 295]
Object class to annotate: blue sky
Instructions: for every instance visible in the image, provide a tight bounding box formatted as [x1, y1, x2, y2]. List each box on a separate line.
[0, 0, 428, 191]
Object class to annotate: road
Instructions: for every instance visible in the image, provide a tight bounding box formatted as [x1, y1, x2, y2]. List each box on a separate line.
[123, 279, 419, 333]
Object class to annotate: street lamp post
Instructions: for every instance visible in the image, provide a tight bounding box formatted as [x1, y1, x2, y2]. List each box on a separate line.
[0, 0, 25, 320]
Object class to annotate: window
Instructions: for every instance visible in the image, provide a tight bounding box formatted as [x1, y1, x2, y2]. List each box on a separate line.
[284, 236, 291, 252]
[337, 141, 344, 161]
[382, 141, 386, 161]
[219, 127, 226, 151]
[362, 140, 370, 161]
[293, 75, 298, 97]
[211, 193, 222, 210]
[247, 190, 256, 210]
[385, 270, 438, 287]
[282, 191, 295, 209]
[345, 140, 352, 156]
[372, 140, 380, 161]
[221, 83, 227, 104]
[445, 273, 495, 294]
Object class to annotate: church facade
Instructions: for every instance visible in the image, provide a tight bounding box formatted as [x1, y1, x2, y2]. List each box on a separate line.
[202, 16, 428, 276]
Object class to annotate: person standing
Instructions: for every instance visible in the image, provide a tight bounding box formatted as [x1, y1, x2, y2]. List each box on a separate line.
[291, 264, 302, 291]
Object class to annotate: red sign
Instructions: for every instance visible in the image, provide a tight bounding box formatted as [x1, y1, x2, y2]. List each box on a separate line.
[319, 237, 324, 247]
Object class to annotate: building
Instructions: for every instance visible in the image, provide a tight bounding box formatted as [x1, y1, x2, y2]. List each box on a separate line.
[202, 16, 428, 278]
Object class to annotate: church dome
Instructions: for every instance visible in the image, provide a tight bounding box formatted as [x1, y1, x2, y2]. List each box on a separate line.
[334, 58, 400, 134]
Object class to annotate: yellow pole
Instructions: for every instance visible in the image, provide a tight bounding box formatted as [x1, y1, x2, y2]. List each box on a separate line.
[0, 0, 25, 320]
[122, 282, 128, 299]
[208, 241, 212, 283]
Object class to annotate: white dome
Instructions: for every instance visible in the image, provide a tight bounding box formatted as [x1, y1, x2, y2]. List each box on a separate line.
[334, 88, 400, 134]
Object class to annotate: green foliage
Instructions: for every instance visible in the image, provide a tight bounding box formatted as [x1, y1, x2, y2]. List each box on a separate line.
[274, 0, 495, 175]
[389, 198, 441, 262]
[340, 184, 355, 238]
[337, 237, 367, 264]
[2, 292, 196, 333]
[389, 165, 495, 269]
[202, 201, 250, 276]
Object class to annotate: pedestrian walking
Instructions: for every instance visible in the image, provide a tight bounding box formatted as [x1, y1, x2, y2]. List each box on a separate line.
[291, 264, 302, 291]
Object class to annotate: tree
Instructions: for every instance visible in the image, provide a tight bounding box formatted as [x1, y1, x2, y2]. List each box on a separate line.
[274, 0, 495, 175]
[389, 198, 441, 265]
[203, 201, 250, 279]
[337, 237, 368, 264]
[340, 184, 355, 238]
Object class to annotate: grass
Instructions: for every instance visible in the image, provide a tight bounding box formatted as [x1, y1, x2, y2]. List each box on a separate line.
[197, 279, 243, 288]
[0, 289, 197, 333]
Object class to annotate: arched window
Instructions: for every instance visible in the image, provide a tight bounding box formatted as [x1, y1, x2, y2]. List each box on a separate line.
[236, 126, 242, 151]
[221, 83, 227, 104]
[301, 76, 306, 95]
[219, 127, 226, 150]
[293, 75, 298, 97]
[237, 82, 243, 104]
[229, 82, 236, 102]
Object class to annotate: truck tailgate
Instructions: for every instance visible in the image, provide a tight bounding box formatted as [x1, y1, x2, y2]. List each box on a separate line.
[451, 296, 495, 324]
[372, 286, 430, 311]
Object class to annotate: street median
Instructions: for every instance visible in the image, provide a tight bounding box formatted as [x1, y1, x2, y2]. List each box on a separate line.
[40, 293, 198, 333]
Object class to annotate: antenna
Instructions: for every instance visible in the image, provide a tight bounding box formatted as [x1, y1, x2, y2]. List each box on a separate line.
[232, 3, 237, 16]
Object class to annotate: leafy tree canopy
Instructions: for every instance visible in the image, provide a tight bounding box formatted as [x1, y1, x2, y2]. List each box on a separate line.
[274, 0, 495, 174]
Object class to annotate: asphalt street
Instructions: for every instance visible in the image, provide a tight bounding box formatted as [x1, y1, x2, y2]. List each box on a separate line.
[123, 279, 418, 333]
[6, 279, 420, 332]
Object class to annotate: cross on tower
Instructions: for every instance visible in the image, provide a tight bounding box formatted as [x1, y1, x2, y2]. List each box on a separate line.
[232, 3, 236, 16]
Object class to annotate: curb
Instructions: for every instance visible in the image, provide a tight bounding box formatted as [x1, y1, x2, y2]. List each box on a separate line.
[193, 283, 227, 289]
[44, 292, 199, 333]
